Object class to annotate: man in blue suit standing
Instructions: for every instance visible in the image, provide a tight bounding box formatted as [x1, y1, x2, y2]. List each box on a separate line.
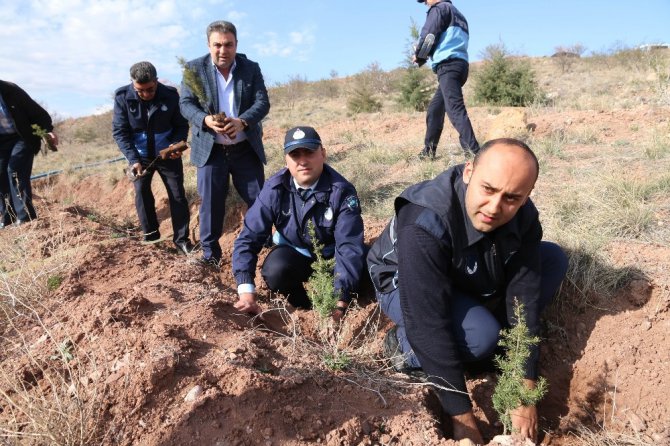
[180, 20, 270, 266]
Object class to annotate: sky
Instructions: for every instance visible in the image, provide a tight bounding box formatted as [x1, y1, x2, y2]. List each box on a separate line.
[1, 0, 668, 118]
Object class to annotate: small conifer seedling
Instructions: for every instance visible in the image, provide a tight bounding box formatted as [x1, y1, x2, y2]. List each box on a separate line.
[305, 220, 338, 319]
[31, 124, 57, 154]
[492, 299, 548, 434]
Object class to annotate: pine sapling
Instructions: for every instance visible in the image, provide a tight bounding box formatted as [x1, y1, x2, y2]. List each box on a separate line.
[492, 299, 548, 435]
[305, 220, 337, 319]
[177, 56, 223, 120]
[31, 124, 57, 154]
[305, 221, 351, 370]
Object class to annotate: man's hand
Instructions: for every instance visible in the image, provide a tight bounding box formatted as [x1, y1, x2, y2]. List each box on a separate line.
[511, 379, 539, 442]
[204, 114, 227, 135]
[131, 162, 144, 177]
[451, 411, 484, 445]
[47, 132, 59, 147]
[234, 292, 261, 315]
[166, 143, 183, 159]
[331, 301, 349, 322]
[222, 117, 245, 139]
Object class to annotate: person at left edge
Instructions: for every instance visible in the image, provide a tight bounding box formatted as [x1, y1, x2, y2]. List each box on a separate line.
[112, 61, 193, 254]
[232, 126, 365, 320]
[0, 80, 58, 228]
[179, 20, 270, 266]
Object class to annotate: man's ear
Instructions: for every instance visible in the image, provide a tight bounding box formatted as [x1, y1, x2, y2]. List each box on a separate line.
[463, 161, 474, 185]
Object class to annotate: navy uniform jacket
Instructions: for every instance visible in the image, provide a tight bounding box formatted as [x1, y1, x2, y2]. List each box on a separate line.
[0, 80, 53, 154]
[112, 82, 189, 165]
[415, 0, 470, 69]
[233, 164, 365, 302]
[179, 53, 269, 168]
[367, 164, 542, 413]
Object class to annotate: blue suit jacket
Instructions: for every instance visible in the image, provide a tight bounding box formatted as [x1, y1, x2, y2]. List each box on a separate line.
[179, 53, 270, 168]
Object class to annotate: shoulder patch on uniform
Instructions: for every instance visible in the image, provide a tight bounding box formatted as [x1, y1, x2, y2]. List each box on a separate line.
[345, 195, 360, 211]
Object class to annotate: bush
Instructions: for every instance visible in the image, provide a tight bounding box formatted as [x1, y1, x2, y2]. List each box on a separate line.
[396, 67, 432, 111]
[473, 43, 544, 106]
[396, 19, 433, 111]
[347, 82, 382, 114]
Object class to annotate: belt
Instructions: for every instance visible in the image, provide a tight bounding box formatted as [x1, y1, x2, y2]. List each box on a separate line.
[213, 140, 248, 151]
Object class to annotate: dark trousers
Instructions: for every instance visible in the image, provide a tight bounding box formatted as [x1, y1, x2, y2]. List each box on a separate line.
[197, 140, 264, 261]
[0, 134, 36, 223]
[424, 58, 480, 155]
[378, 241, 568, 368]
[134, 157, 190, 244]
[261, 245, 314, 309]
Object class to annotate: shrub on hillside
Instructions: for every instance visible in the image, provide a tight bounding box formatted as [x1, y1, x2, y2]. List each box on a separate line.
[397, 67, 433, 111]
[347, 72, 382, 114]
[396, 19, 433, 111]
[473, 43, 545, 106]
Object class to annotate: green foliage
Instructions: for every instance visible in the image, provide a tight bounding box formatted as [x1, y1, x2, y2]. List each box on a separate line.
[397, 67, 432, 111]
[177, 56, 210, 112]
[31, 124, 56, 154]
[492, 300, 548, 434]
[323, 351, 351, 371]
[305, 220, 338, 319]
[473, 43, 544, 106]
[47, 274, 63, 291]
[347, 62, 389, 114]
[396, 19, 433, 111]
[347, 82, 382, 114]
[50, 339, 74, 363]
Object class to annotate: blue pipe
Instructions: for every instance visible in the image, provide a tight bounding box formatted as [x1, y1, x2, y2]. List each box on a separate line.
[31, 156, 126, 181]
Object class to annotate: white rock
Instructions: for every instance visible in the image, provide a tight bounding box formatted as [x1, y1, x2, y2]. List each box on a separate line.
[184, 385, 203, 402]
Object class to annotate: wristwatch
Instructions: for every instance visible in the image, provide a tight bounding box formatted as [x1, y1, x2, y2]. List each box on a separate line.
[240, 118, 248, 129]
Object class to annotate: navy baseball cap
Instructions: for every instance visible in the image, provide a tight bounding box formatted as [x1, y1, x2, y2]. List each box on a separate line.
[283, 126, 322, 154]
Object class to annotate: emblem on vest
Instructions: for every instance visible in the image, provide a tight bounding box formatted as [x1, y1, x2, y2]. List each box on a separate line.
[466, 259, 478, 275]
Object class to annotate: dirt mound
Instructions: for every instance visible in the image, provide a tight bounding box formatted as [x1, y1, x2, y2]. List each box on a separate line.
[2, 112, 670, 445]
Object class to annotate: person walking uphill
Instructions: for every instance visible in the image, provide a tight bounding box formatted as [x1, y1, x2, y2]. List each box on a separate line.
[180, 20, 270, 267]
[112, 61, 193, 254]
[0, 80, 58, 228]
[367, 139, 568, 443]
[232, 126, 366, 321]
[415, 0, 480, 159]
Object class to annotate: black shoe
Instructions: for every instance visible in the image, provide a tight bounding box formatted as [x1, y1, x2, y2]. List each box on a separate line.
[175, 241, 194, 255]
[143, 231, 161, 243]
[383, 327, 427, 382]
[418, 149, 435, 160]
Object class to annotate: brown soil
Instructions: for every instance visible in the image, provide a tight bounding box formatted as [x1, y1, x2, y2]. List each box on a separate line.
[1, 110, 669, 446]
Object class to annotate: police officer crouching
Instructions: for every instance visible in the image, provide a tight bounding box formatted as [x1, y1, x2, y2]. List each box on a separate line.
[232, 126, 366, 320]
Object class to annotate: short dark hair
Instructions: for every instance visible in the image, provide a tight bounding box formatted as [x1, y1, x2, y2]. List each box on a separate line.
[129, 61, 157, 84]
[474, 138, 540, 181]
[206, 20, 237, 40]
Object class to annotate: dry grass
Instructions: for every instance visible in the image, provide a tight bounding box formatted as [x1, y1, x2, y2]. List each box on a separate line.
[0, 304, 111, 445]
[0, 216, 113, 445]
[570, 425, 655, 446]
